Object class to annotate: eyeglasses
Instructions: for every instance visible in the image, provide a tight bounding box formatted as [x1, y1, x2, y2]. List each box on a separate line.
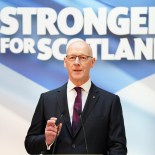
[66, 55, 93, 62]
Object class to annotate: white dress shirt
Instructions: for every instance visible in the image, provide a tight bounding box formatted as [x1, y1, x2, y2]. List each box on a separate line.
[67, 79, 91, 123]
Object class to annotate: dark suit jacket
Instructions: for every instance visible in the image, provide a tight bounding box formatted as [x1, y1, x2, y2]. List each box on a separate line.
[25, 82, 127, 155]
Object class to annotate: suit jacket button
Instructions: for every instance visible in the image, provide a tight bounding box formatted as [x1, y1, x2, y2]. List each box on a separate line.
[72, 144, 76, 148]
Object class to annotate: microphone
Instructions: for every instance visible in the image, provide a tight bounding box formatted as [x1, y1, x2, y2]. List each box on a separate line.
[52, 113, 64, 154]
[55, 113, 63, 126]
[77, 110, 88, 154]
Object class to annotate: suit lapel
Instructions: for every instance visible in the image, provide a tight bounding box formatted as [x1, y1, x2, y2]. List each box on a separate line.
[73, 83, 100, 136]
[56, 83, 73, 137]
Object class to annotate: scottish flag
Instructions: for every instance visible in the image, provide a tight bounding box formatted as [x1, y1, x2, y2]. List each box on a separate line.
[0, 0, 155, 155]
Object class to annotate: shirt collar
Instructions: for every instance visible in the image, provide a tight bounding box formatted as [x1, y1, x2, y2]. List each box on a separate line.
[67, 79, 91, 93]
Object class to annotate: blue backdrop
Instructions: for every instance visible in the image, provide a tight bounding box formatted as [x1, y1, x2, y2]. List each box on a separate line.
[0, 0, 155, 155]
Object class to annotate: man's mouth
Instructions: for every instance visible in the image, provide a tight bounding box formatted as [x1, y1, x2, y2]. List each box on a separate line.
[73, 69, 82, 72]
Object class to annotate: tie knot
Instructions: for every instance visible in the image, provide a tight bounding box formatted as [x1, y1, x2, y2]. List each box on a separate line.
[74, 87, 81, 93]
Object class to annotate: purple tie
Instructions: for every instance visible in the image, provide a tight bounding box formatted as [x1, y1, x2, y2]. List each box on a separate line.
[72, 87, 82, 131]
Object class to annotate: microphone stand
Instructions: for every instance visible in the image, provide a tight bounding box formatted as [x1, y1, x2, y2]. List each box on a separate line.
[52, 129, 59, 154]
[79, 113, 88, 154]
[52, 114, 63, 154]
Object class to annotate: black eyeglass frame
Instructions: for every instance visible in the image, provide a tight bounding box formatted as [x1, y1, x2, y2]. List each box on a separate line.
[66, 55, 93, 62]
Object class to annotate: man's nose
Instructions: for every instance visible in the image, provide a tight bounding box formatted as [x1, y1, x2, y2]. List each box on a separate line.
[74, 57, 80, 64]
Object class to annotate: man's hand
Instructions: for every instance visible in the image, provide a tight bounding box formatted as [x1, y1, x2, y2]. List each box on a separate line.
[45, 117, 62, 145]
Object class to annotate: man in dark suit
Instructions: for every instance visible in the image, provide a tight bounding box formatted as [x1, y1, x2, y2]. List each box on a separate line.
[25, 40, 127, 154]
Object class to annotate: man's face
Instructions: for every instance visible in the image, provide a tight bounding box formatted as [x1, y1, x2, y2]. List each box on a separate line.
[64, 41, 95, 85]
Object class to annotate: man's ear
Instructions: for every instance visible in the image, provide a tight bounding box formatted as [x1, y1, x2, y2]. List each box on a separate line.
[64, 57, 67, 68]
[91, 58, 96, 68]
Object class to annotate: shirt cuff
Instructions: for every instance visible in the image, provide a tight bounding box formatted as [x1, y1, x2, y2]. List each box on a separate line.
[46, 141, 54, 150]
